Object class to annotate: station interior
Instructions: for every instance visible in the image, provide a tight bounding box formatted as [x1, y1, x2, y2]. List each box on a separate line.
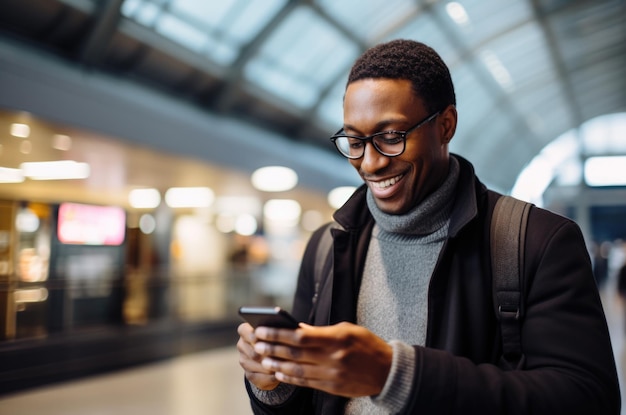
[0, 0, 625, 414]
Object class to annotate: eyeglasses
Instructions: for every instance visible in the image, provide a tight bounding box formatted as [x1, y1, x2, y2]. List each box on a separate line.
[330, 111, 440, 159]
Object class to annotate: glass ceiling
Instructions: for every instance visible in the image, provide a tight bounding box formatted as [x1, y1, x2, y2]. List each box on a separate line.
[120, 0, 549, 125]
[118, 0, 624, 193]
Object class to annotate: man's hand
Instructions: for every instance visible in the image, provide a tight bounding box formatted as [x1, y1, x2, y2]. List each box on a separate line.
[252, 322, 393, 398]
[237, 322, 281, 390]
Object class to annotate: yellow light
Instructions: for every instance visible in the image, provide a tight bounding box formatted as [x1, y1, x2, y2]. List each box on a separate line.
[20, 160, 90, 180]
[235, 214, 258, 236]
[165, 187, 214, 208]
[52, 134, 72, 151]
[264, 199, 301, 227]
[10, 123, 30, 138]
[251, 166, 298, 192]
[328, 186, 356, 209]
[15, 288, 49, 303]
[129, 188, 161, 209]
[0, 167, 25, 183]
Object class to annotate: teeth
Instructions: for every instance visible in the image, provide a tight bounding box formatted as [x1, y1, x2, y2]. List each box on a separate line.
[371, 174, 403, 189]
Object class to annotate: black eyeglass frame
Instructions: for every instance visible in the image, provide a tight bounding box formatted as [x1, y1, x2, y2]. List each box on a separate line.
[330, 111, 440, 159]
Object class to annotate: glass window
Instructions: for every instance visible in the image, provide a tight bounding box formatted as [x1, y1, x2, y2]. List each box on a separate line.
[244, 5, 359, 109]
[121, 0, 288, 65]
[317, 0, 419, 43]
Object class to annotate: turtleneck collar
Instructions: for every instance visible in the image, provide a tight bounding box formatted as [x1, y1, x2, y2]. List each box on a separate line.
[366, 157, 460, 236]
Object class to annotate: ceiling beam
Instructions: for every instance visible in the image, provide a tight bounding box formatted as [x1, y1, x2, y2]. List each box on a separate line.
[214, 0, 306, 113]
[78, 0, 124, 67]
[529, 0, 584, 128]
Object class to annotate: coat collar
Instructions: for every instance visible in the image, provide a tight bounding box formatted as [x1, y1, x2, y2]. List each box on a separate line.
[333, 154, 485, 237]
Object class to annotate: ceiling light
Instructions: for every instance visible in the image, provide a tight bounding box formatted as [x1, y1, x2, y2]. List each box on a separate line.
[214, 195, 261, 216]
[10, 123, 30, 138]
[235, 214, 258, 236]
[0, 167, 25, 183]
[251, 166, 298, 192]
[481, 50, 514, 92]
[129, 188, 161, 209]
[52, 134, 72, 151]
[264, 199, 301, 224]
[446, 2, 470, 26]
[584, 156, 626, 186]
[328, 186, 357, 209]
[21, 160, 90, 180]
[165, 187, 215, 208]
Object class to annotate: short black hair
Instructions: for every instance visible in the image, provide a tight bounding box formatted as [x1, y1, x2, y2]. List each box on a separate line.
[347, 39, 456, 114]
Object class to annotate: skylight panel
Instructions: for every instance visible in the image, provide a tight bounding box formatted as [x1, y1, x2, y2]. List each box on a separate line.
[484, 22, 552, 93]
[121, 0, 162, 26]
[244, 6, 359, 109]
[316, 74, 349, 129]
[121, 0, 287, 66]
[450, 63, 494, 136]
[169, 0, 232, 26]
[154, 13, 207, 53]
[444, 0, 533, 49]
[317, 0, 419, 43]
[223, 0, 288, 44]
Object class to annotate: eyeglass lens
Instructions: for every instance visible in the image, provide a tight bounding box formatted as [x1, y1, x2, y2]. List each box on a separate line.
[334, 133, 405, 158]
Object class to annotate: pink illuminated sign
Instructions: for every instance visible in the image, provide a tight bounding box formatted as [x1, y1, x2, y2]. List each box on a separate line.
[57, 203, 126, 245]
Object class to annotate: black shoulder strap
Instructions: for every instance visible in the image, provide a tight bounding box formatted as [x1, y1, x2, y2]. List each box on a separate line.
[309, 222, 339, 322]
[491, 195, 532, 370]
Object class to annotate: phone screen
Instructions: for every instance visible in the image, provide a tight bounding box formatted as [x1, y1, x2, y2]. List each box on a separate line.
[238, 306, 299, 329]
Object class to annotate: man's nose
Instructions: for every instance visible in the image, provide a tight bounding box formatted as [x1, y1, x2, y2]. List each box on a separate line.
[359, 141, 390, 173]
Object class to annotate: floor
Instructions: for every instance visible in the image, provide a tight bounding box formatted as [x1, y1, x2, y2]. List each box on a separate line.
[1, 284, 625, 415]
[0, 346, 253, 415]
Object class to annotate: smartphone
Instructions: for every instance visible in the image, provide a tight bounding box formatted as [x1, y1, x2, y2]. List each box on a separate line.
[238, 306, 300, 329]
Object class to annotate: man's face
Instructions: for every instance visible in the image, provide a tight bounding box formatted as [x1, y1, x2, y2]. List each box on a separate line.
[343, 78, 452, 214]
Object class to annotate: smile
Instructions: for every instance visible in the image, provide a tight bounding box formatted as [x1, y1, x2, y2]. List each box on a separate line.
[370, 174, 404, 190]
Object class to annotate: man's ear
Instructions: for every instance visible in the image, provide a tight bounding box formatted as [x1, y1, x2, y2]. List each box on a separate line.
[439, 105, 457, 144]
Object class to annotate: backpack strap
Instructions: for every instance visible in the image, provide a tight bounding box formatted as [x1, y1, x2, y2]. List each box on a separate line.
[491, 195, 532, 370]
[309, 222, 339, 322]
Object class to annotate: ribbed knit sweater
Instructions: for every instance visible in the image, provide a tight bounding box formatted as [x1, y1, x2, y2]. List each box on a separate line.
[346, 157, 459, 414]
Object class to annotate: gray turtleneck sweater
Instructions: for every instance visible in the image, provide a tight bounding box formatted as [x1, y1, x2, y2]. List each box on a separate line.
[346, 157, 459, 414]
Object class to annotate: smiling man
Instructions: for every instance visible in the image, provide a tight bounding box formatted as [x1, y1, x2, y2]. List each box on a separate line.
[237, 39, 620, 414]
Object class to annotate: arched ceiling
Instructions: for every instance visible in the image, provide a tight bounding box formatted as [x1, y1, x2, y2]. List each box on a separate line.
[0, 0, 624, 193]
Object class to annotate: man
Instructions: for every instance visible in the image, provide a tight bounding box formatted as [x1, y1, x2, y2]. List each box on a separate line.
[237, 39, 620, 414]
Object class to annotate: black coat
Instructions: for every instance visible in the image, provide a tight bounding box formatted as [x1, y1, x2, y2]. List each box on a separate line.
[247, 155, 620, 414]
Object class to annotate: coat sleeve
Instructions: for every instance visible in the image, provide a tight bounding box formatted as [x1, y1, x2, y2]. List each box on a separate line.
[403, 212, 621, 414]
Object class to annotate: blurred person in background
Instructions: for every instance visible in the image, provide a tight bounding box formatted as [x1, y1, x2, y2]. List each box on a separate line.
[237, 39, 620, 414]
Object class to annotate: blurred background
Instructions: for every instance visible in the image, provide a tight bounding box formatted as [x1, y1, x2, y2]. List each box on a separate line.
[0, 0, 625, 413]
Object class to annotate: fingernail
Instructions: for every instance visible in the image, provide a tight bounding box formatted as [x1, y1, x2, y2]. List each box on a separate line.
[261, 357, 274, 370]
[254, 342, 267, 354]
